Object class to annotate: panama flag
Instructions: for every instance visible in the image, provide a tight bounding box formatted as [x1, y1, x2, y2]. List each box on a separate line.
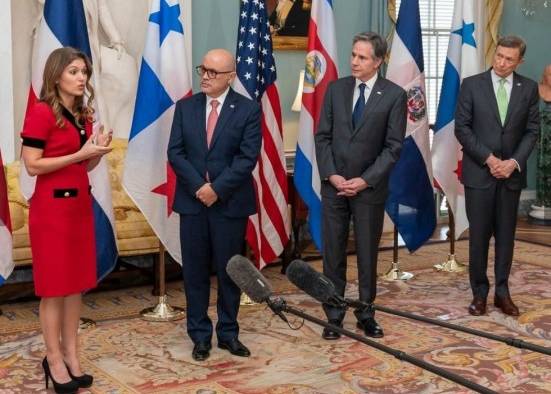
[123, 0, 192, 263]
[432, 0, 484, 238]
[0, 150, 14, 286]
[21, 0, 118, 281]
[386, 0, 436, 252]
[294, 0, 338, 250]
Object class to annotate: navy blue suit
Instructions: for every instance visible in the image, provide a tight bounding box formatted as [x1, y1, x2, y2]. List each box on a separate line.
[168, 88, 261, 344]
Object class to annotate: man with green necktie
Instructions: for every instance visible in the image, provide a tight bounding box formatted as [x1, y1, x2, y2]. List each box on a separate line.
[455, 35, 540, 317]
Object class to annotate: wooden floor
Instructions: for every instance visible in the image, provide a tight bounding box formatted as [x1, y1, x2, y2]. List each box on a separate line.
[380, 216, 550, 247]
[299, 216, 551, 260]
[515, 217, 551, 246]
[1, 218, 549, 304]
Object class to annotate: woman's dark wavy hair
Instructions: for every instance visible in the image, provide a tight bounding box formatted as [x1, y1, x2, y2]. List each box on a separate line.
[40, 47, 95, 128]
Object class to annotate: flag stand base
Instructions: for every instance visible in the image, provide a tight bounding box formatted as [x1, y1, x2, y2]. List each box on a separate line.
[140, 295, 186, 322]
[381, 226, 414, 281]
[434, 254, 466, 272]
[382, 261, 414, 281]
[240, 293, 257, 305]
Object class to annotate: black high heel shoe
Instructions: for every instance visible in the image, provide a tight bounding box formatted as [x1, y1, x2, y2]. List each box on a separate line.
[42, 357, 79, 394]
[65, 362, 94, 388]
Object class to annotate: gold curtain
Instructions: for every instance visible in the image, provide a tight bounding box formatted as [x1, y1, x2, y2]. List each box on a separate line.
[485, 0, 504, 66]
[384, 0, 397, 64]
[388, 0, 397, 24]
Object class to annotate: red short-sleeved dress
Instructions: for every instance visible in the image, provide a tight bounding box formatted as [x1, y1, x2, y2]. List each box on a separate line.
[21, 102, 97, 297]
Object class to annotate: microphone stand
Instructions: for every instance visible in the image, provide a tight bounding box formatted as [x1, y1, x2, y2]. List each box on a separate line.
[340, 298, 551, 357]
[269, 299, 496, 394]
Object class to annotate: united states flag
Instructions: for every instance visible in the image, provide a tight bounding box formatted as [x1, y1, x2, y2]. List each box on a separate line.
[233, 0, 290, 269]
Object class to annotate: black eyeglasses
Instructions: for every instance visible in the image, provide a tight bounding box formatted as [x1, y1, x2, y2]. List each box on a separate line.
[195, 65, 234, 79]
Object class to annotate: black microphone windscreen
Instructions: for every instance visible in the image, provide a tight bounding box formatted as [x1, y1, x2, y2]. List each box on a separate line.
[226, 255, 273, 303]
[286, 260, 337, 304]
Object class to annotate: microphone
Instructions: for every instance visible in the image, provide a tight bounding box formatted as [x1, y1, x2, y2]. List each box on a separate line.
[226, 255, 273, 303]
[226, 255, 289, 323]
[286, 259, 348, 308]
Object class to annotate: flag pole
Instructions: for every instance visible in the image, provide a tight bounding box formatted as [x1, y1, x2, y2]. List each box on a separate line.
[381, 225, 414, 281]
[434, 201, 466, 272]
[141, 241, 185, 321]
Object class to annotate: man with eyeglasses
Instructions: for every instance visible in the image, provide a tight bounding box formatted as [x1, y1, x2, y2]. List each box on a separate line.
[168, 48, 262, 361]
[455, 35, 539, 318]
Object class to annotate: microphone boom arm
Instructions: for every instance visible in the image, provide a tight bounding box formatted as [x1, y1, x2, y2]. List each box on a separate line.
[278, 303, 497, 394]
[342, 299, 551, 357]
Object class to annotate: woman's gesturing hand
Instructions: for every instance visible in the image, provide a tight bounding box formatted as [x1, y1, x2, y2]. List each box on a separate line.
[78, 133, 112, 160]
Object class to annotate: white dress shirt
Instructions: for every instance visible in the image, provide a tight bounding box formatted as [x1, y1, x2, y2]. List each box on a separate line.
[205, 87, 230, 128]
[352, 73, 378, 113]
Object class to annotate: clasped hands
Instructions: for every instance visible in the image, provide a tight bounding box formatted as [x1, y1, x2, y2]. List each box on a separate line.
[196, 183, 218, 207]
[329, 174, 368, 197]
[485, 154, 517, 179]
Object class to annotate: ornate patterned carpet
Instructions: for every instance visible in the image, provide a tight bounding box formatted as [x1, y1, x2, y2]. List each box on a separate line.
[1, 240, 550, 393]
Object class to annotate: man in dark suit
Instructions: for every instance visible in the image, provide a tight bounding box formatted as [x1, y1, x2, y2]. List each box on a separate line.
[315, 32, 406, 339]
[168, 49, 262, 361]
[455, 36, 539, 317]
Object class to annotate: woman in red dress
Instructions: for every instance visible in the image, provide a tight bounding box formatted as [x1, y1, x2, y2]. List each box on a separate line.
[21, 47, 112, 394]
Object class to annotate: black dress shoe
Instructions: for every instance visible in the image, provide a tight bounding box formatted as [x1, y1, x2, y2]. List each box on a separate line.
[218, 338, 251, 357]
[192, 342, 212, 361]
[468, 297, 487, 316]
[322, 319, 343, 340]
[494, 295, 519, 316]
[356, 317, 384, 338]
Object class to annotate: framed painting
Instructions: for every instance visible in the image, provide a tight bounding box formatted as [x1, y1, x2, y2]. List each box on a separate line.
[267, 0, 311, 50]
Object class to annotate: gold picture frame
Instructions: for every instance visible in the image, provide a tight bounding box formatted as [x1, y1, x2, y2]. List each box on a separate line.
[267, 0, 311, 50]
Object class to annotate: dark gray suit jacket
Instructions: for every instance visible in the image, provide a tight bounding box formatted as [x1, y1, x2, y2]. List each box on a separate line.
[455, 70, 540, 190]
[315, 75, 407, 204]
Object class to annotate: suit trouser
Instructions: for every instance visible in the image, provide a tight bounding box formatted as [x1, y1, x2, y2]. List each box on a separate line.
[321, 193, 385, 321]
[465, 182, 521, 299]
[179, 208, 247, 344]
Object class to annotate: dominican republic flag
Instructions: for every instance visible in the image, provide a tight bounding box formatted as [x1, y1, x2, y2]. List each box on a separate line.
[385, 0, 436, 252]
[293, 0, 338, 250]
[123, 0, 192, 264]
[21, 0, 118, 281]
[0, 150, 13, 286]
[432, 0, 484, 238]
[233, 0, 290, 269]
